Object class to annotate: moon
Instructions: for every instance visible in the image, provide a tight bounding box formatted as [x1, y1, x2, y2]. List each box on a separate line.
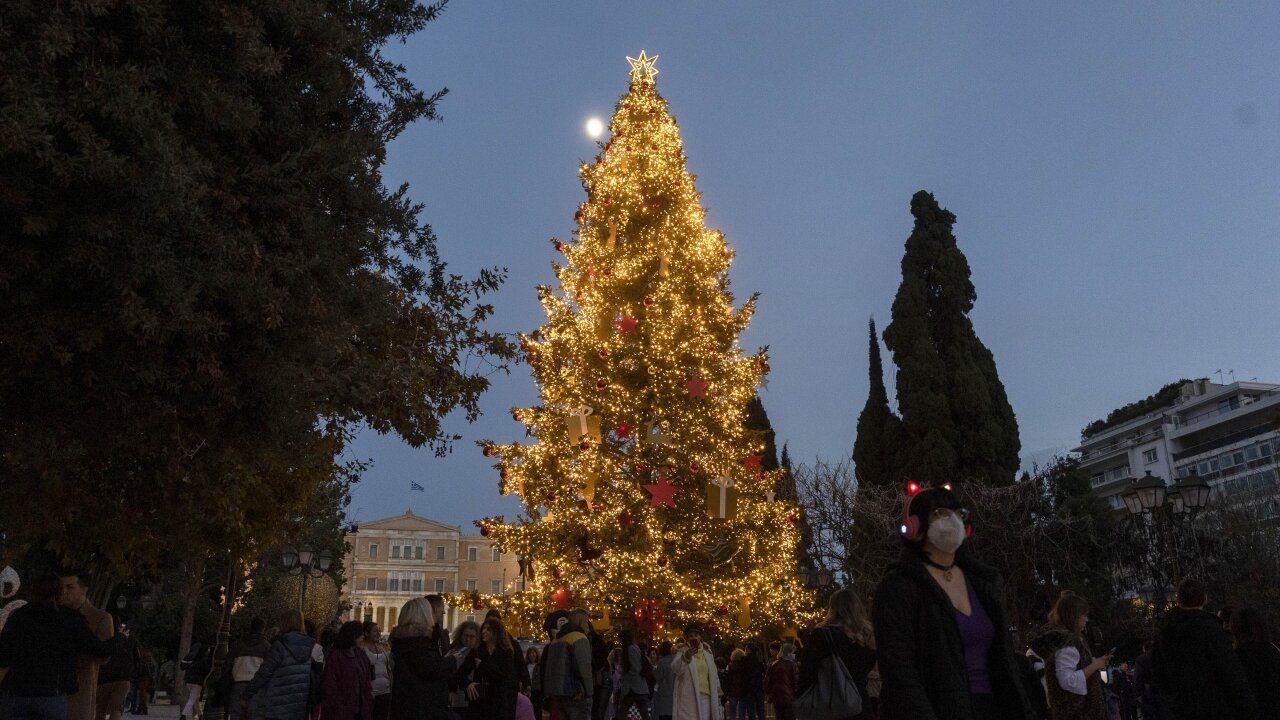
[586, 117, 604, 138]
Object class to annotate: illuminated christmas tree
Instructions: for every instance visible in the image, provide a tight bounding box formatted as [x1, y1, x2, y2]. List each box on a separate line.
[475, 52, 814, 639]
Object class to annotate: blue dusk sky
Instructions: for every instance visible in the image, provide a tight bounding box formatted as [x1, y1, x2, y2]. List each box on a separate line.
[346, 2, 1280, 528]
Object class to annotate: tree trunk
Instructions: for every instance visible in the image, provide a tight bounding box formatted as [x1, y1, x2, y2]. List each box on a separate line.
[174, 558, 206, 707]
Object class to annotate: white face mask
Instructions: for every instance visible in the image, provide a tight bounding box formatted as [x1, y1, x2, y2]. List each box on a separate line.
[926, 514, 966, 554]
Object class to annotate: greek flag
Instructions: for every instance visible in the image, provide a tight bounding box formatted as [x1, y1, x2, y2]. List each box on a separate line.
[410, 481, 425, 492]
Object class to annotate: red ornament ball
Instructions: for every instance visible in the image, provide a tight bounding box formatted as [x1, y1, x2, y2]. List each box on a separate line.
[575, 210, 585, 223]
[512, 411, 523, 422]
[787, 512, 798, 527]
[657, 555, 668, 567]
[547, 491, 558, 503]
[480, 525, 491, 537]
[716, 604, 728, 616]
[598, 349, 610, 360]
[552, 566, 563, 579]
[472, 599, 483, 611]
[482, 446, 494, 457]
[634, 463, 648, 474]
[689, 463, 700, 474]
[707, 621, 719, 633]
[643, 296, 655, 307]
[500, 468, 510, 480]
[596, 378, 609, 391]
[579, 440, 590, 451]
[554, 240, 565, 252]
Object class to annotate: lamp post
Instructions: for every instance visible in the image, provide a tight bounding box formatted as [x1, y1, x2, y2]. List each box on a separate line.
[1121, 470, 1212, 606]
[799, 568, 834, 589]
[282, 544, 333, 615]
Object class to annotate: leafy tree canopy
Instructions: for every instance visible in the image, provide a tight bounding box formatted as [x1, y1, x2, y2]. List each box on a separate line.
[0, 0, 513, 574]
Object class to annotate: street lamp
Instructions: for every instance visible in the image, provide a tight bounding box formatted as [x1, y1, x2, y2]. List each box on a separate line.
[282, 543, 333, 614]
[1121, 470, 1213, 605]
[799, 568, 834, 589]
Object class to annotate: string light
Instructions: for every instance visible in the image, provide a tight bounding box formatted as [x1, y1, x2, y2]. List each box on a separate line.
[471, 52, 817, 640]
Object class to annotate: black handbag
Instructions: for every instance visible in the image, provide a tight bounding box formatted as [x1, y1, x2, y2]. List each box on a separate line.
[793, 627, 863, 720]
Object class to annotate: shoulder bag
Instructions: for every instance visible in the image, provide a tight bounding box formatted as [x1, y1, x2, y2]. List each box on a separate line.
[793, 627, 863, 720]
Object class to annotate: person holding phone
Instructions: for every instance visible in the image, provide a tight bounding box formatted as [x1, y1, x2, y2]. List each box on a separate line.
[670, 624, 722, 720]
[1029, 592, 1109, 720]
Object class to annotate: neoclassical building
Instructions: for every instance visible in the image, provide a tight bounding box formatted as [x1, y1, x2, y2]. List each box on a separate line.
[341, 510, 522, 630]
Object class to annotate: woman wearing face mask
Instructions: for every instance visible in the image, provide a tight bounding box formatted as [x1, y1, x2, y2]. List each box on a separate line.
[873, 486, 1035, 720]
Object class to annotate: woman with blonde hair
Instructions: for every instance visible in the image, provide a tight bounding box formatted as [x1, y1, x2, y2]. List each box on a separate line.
[799, 588, 877, 720]
[1029, 592, 1108, 719]
[389, 598, 457, 720]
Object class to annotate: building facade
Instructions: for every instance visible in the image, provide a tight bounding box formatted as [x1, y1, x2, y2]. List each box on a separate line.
[341, 511, 523, 630]
[1075, 380, 1280, 510]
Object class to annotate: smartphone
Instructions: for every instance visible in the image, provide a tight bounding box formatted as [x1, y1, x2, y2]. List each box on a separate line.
[689, 638, 700, 650]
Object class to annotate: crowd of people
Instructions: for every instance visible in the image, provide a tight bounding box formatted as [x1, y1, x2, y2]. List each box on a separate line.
[3, 485, 1280, 720]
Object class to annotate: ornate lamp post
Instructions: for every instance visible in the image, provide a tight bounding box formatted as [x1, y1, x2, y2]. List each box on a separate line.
[282, 544, 332, 614]
[1122, 470, 1212, 606]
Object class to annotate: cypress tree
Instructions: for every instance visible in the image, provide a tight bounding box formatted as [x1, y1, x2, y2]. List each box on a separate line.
[852, 317, 901, 487]
[882, 191, 1020, 486]
[745, 394, 781, 473]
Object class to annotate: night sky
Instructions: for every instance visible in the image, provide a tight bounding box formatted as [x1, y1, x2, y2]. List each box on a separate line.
[346, 2, 1280, 528]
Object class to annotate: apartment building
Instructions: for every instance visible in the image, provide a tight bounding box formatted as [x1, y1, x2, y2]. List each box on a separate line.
[341, 510, 523, 630]
[1075, 379, 1280, 511]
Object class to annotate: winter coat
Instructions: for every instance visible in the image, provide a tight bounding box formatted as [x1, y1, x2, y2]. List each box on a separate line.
[245, 631, 318, 720]
[321, 647, 373, 720]
[670, 647, 723, 720]
[98, 634, 140, 684]
[617, 643, 650, 699]
[1236, 639, 1280, 720]
[0, 602, 115, 697]
[181, 644, 213, 687]
[798, 626, 876, 720]
[389, 623, 456, 720]
[737, 654, 765, 698]
[1152, 608, 1259, 720]
[653, 652, 678, 718]
[542, 627, 593, 700]
[764, 658, 799, 707]
[229, 634, 273, 683]
[459, 644, 518, 720]
[872, 548, 1035, 720]
[1028, 626, 1104, 720]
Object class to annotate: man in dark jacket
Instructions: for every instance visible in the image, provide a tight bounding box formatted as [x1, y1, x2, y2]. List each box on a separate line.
[543, 609, 593, 720]
[227, 619, 272, 720]
[1152, 578, 1259, 720]
[0, 572, 117, 720]
[97, 618, 139, 720]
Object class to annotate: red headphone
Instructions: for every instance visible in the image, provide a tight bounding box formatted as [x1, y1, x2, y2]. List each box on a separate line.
[900, 481, 925, 540]
[900, 481, 971, 540]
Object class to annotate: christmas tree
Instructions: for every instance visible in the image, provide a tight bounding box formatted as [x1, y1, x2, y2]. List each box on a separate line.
[474, 53, 814, 639]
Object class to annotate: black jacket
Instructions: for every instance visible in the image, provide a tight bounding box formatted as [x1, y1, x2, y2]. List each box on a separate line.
[390, 627, 456, 720]
[798, 625, 877, 720]
[0, 601, 116, 697]
[459, 644, 517, 720]
[1152, 608, 1258, 720]
[1236, 639, 1280, 720]
[873, 548, 1035, 720]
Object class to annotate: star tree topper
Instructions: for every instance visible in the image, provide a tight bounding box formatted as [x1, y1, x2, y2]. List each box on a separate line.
[627, 51, 659, 83]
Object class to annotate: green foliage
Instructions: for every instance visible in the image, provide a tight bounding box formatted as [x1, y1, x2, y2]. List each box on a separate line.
[0, 0, 513, 576]
[745, 395, 781, 473]
[882, 191, 1020, 487]
[852, 317, 901, 487]
[1081, 379, 1201, 438]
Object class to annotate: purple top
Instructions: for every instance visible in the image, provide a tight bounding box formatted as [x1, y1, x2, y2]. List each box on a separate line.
[953, 576, 995, 695]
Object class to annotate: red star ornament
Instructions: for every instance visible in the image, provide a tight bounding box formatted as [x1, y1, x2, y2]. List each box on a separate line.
[686, 376, 709, 398]
[615, 314, 638, 335]
[644, 475, 680, 508]
[743, 453, 763, 470]
[552, 586, 573, 610]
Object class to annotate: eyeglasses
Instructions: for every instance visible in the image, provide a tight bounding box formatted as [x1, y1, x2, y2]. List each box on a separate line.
[929, 507, 969, 522]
